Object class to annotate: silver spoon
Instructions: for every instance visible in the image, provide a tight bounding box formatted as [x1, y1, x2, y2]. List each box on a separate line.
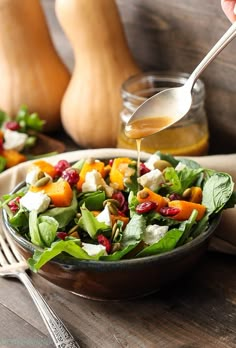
[125, 21, 236, 139]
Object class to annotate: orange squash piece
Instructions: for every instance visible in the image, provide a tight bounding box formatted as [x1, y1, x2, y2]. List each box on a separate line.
[30, 180, 73, 207]
[32, 160, 57, 178]
[111, 214, 129, 228]
[137, 187, 168, 212]
[109, 158, 133, 190]
[188, 187, 203, 204]
[76, 160, 105, 190]
[168, 200, 206, 221]
[2, 149, 27, 168]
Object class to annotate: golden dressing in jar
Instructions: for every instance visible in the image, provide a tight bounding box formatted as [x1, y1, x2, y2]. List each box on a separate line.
[117, 72, 209, 156]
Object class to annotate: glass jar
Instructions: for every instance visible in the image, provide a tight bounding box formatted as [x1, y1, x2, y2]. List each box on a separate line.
[117, 71, 209, 156]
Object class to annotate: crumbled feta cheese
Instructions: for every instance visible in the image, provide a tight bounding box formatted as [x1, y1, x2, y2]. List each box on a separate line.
[175, 162, 187, 171]
[143, 225, 169, 245]
[137, 169, 164, 191]
[82, 170, 114, 196]
[26, 167, 41, 185]
[144, 154, 161, 170]
[82, 242, 107, 256]
[3, 129, 28, 152]
[26, 166, 52, 185]
[96, 204, 112, 227]
[20, 191, 50, 213]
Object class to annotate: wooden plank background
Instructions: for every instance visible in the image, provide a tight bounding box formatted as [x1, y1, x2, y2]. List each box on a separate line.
[41, 0, 236, 154]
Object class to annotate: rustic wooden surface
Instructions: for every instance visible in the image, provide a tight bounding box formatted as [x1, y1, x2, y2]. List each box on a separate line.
[0, 252, 236, 347]
[41, 0, 236, 155]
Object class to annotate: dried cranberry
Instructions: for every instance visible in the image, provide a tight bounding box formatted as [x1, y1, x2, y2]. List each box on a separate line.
[139, 163, 150, 176]
[112, 191, 125, 208]
[97, 234, 111, 253]
[57, 232, 67, 240]
[108, 159, 114, 166]
[61, 168, 80, 186]
[136, 201, 157, 214]
[159, 207, 180, 217]
[169, 193, 182, 201]
[5, 121, 20, 131]
[54, 160, 70, 176]
[120, 200, 129, 215]
[8, 197, 21, 213]
[0, 138, 3, 152]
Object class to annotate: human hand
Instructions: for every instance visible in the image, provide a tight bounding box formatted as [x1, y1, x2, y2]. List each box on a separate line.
[221, 0, 236, 22]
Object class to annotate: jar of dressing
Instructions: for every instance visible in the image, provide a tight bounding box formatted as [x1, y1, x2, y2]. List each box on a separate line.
[117, 71, 209, 156]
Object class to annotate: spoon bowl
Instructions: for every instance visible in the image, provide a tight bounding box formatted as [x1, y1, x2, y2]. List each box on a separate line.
[126, 21, 236, 139]
[125, 85, 192, 138]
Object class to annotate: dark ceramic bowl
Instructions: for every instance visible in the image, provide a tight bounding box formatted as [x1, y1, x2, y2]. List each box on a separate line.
[2, 180, 221, 301]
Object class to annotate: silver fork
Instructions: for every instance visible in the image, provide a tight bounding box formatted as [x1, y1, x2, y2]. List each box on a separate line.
[0, 228, 80, 348]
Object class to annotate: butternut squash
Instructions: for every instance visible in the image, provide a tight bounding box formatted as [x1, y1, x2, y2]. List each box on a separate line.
[0, 0, 71, 132]
[55, 0, 141, 148]
[137, 188, 168, 212]
[30, 180, 73, 207]
[168, 200, 206, 221]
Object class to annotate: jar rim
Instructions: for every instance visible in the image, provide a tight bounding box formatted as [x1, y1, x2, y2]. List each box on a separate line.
[121, 71, 205, 107]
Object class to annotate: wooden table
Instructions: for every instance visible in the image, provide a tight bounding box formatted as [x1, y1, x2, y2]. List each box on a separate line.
[0, 250, 236, 348]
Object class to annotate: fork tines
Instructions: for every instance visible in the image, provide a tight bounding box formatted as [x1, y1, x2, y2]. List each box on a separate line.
[0, 229, 27, 272]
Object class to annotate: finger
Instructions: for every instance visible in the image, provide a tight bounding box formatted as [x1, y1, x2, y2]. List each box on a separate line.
[221, 0, 236, 22]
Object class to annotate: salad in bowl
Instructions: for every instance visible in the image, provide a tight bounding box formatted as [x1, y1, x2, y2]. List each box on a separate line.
[1, 152, 235, 273]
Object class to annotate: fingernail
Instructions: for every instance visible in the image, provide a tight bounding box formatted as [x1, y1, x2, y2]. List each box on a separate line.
[234, 4, 236, 15]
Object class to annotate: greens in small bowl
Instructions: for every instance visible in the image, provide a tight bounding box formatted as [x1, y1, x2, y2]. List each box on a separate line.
[1, 151, 235, 300]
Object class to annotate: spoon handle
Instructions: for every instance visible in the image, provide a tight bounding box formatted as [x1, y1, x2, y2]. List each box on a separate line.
[186, 21, 236, 90]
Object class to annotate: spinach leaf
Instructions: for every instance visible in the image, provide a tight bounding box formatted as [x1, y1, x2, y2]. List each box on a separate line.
[78, 205, 110, 239]
[224, 191, 236, 209]
[146, 211, 179, 227]
[38, 216, 59, 247]
[121, 214, 146, 247]
[177, 167, 203, 192]
[202, 172, 234, 215]
[136, 229, 184, 257]
[178, 158, 202, 169]
[157, 152, 179, 167]
[8, 208, 29, 230]
[40, 191, 78, 228]
[128, 191, 139, 217]
[78, 191, 106, 211]
[100, 243, 140, 261]
[163, 167, 182, 194]
[191, 214, 210, 239]
[29, 210, 44, 247]
[177, 209, 198, 246]
[164, 166, 203, 195]
[28, 238, 101, 272]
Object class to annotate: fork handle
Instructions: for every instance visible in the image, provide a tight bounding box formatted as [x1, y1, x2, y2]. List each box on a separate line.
[17, 271, 80, 348]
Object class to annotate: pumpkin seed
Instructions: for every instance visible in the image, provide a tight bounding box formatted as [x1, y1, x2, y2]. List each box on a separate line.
[34, 176, 50, 187]
[154, 160, 172, 171]
[107, 202, 119, 215]
[111, 222, 118, 240]
[86, 157, 95, 164]
[138, 190, 149, 199]
[38, 171, 45, 180]
[111, 242, 121, 253]
[68, 225, 79, 234]
[103, 199, 120, 208]
[182, 188, 192, 199]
